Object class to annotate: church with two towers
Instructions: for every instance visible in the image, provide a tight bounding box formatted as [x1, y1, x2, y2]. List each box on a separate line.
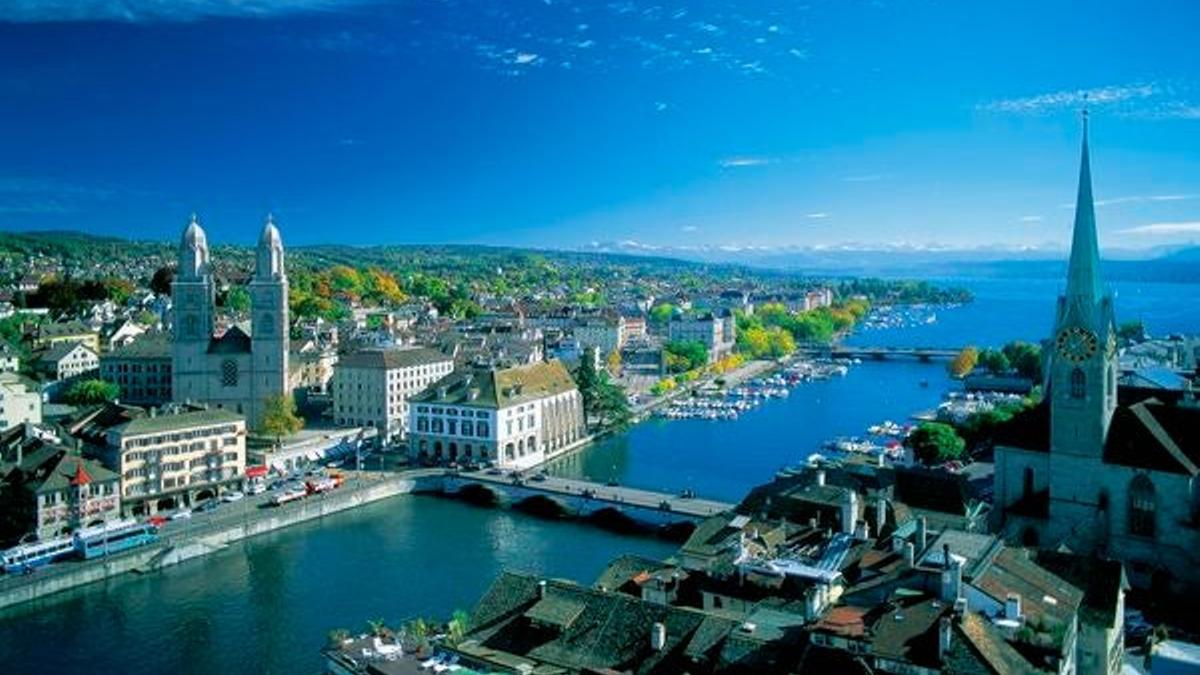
[993, 115, 1200, 592]
[171, 215, 290, 429]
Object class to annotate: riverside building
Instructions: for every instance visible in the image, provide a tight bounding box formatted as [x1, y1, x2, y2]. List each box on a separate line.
[407, 360, 586, 469]
[331, 347, 454, 443]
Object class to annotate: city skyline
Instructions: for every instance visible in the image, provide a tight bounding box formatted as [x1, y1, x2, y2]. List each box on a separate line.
[2, 1, 1199, 252]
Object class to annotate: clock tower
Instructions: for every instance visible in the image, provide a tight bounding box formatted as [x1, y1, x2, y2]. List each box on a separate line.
[1049, 111, 1117, 460]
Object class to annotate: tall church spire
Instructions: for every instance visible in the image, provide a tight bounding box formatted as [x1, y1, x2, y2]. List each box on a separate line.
[1065, 108, 1103, 306]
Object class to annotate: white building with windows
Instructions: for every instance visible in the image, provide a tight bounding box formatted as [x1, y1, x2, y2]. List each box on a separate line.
[408, 360, 586, 470]
[0, 372, 41, 430]
[104, 407, 246, 514]
[331, 347, 454, 443]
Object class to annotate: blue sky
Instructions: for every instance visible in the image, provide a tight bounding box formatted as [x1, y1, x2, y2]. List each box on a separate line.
[1, 0, 1198, 252]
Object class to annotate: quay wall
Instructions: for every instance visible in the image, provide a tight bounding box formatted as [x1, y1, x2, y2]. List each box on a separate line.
[0, 473, 442, 612]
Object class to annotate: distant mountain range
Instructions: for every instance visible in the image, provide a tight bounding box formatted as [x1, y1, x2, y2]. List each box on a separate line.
[577, 241, 1200, 283]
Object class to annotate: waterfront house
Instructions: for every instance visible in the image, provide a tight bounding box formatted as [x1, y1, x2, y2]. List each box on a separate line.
[331, 347, 453, 444]
[0, 443, 120, 542]
[96, 406, 246, 514]
[668, 310, 736, 363]
[407, 360, 585, 469]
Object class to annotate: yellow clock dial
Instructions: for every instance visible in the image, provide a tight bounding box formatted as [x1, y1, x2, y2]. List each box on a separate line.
[1056, 326, 1098, 363]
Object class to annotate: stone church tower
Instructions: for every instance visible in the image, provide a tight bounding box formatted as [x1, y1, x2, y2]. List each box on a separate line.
[1048, 111, 1119, 459]
[171, 215, 290, 429]
[1043, 112, 1121, 545]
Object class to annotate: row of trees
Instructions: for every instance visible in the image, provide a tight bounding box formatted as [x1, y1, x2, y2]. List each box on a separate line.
[20, 275, 136, 316]
[663, 340, 710, 374]
[948, 341, 1044, 381]
[734, 298, 870, 350]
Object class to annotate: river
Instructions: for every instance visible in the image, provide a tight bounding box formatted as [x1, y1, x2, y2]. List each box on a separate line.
[2, 276, 1198, 674]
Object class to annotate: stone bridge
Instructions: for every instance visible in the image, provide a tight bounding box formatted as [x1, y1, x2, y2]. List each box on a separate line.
[442, 471, 733, 529]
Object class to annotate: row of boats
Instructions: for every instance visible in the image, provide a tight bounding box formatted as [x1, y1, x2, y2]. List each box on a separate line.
[655, 359, 853, 422]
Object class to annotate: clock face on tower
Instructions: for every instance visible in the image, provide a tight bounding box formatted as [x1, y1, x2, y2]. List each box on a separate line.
[1056, 326, 1099, 363]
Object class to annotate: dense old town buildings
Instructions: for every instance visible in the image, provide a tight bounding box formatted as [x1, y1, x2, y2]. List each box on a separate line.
[407, 360, 586, 469]
[992, 117, 1200, 593]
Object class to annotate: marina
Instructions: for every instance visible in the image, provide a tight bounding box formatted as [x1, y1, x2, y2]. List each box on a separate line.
[653, 359, 851, 422]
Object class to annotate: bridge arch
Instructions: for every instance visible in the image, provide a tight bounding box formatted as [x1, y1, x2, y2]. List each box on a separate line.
[455, 482, 501, 506]
[514, 494, 571, 519]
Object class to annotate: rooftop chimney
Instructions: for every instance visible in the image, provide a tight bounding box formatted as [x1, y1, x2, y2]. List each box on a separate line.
[903, 542, 915, 567]
[1005, 594, 1023, 623]
[938, 616, 953, 660]
[815, 469, 825, 487]
[940, 545, 963, 603]
[875, 498, 887, 532]
[537, 580, 547, 599]
[650, 622, 666, 652]
[916, 517, 927, 553]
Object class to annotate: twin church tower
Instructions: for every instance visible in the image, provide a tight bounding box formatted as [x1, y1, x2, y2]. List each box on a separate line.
[171, 215, 289, 428]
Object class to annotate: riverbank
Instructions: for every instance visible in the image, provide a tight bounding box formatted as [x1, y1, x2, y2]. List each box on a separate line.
[0, 471, 440, 611]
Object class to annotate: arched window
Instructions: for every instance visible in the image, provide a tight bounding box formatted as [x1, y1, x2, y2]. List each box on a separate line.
[221, 359, 238, 387]
[1070, 368, 1086, 399]
[1129, 474, 1156, 538]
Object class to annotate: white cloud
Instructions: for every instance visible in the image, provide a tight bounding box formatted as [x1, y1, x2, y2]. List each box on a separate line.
[654, 101, 669, 112]
[719, 156, 775, 168]
[979, 83, 1158, 114]
[1060, 194, 1199, 208]
[805, 213, 829, 219]
[0, 0, 371, 22]
[1118, 222, 1200, 236]
[841, 174, 885, 182]
[680, 225, 698, 232]
[1019, 215, 1043, 223]
[513, 52, 539, 65]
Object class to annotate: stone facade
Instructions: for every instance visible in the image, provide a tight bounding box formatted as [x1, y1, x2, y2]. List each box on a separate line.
[171, 215, 288, 429]
[992, 119, 1200, 601]
[331, 347, 454, 443]
[408, 360, 586, 469]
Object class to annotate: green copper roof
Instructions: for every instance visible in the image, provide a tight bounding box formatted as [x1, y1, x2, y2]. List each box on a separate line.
[1065, 112, 1104, 307]
[115, 408, 243, 436]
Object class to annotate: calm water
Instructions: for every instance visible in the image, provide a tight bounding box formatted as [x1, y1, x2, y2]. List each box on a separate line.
[0, 497, 678, 674]
[846, 277, 1200, 349]
[548, 359, 952, 502]
[2, 276, 1198, 675]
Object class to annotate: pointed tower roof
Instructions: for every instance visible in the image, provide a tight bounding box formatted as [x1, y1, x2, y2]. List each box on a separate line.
[182, 213, 208, 250]
[259, 213, 283, 249]
[1065, 110, 1103, 305]
[69, 461, 93, 486]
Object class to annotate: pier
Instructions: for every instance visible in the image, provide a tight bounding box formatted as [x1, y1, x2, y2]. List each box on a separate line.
[444, 470, 734, 526]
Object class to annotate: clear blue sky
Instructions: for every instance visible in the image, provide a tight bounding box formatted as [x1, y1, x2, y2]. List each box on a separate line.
[1, 1, 1198, 251]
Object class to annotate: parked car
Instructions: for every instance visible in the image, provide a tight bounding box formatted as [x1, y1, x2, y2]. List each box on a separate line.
[247, 483, 267, 496]
[197, 500, 220, 513]
[170, 509, 192, 521]
[220, 491, 245, 503]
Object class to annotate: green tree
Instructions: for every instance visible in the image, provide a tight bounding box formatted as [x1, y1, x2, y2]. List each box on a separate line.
[605, 348, 622, 377]
[648, 303, 675, 326]
[260, 393, 304, 441]
[1002, 341, 1044, 381]
[907, 422, 966, 465]
[664, 340, 708, 373]
[977, 348, 1011, 375]
[150, 265, 175, 296]
[447, 609, 471, 647]
[63, 379, 120, 405]
[222, 287, 251, 313]
[1118, 320, 1145, 343]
